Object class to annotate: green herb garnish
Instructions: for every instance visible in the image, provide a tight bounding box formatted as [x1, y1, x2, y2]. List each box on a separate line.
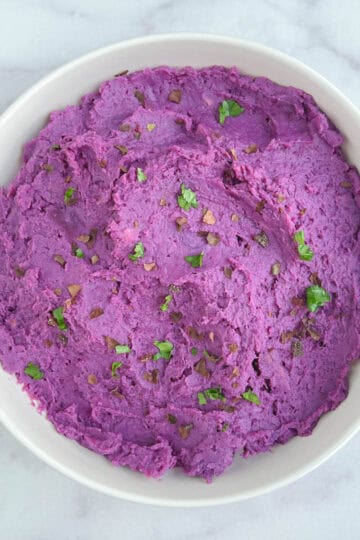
[137, 167, 147, 183]
[75, 248, 84, 258]
[111, 361, 123, 377]
[242, 390, 260, 405]
[177, 183, 198, 211]
[184, 252, 204, 268]
[293, 230, 314, 261]
[218, 100, 244, 125]
[191, 347, 198, 356]
[306, 285, 330, 313]
[205, 387, 226, 401]
[160, 294, 172, 312]
[129, 242, 145, 261]
[115, 345, 131, 354]
[221, 422, 229, 432]
[153, 340, 174, 361]
[52, 306, 68, 331]
[24, 362, 44, 380]
[146, 123, 156, 132]
[64, 187, 76, 204]
[293, 231, 305, 244]
[198, 387, 226, 405]
[197, 392, 207, 405]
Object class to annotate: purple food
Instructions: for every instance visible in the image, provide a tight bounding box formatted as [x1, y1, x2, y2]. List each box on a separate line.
[1, 66, 360, 481]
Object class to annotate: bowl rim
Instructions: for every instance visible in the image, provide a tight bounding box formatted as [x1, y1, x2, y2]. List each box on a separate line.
[1, 32, 360, 507]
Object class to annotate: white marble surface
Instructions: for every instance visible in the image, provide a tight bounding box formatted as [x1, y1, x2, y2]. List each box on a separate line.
[1, 0, 360, 537]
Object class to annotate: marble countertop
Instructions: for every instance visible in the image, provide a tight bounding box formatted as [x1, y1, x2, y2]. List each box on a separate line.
[1, 0, 359, 538]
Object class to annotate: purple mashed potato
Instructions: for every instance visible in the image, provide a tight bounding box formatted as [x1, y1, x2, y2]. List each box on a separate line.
[1, 66, 360, 481]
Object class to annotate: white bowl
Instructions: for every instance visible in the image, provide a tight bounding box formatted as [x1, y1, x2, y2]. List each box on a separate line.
[1, 33, 360, 507]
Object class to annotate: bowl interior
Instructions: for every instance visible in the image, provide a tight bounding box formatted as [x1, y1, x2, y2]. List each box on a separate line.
[1, 34, 360, 506]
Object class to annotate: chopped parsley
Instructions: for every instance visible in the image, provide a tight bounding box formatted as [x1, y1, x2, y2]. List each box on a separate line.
[197, 392, 207, 405]
[24, 362, 44, 380]
[221, 422, 229, 432]
[218, 100, 244, 125]
[177, 183, 198, 211]
[293, 230, 314, 261]
[191, 347, 198, 356]
[115, 344, 131, 354]
[197, 387, 226, 405]
[184, 252, 204, 268]
[293, 231, 305, 244]
[242, 390, 260, 405]
[129, 242, 145, 261]
[160, 294, 172, 312]
[52, 306, 68, 331]
[136, 167, 147, 183]
[306, 285, 330, 313]
[75, 248, 84, 258]
[64, 187, 76, 204]
[153, 340, 174, 361]
[111, 361, 123, 377]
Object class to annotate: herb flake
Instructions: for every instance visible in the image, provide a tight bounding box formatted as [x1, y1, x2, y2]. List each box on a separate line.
[160, 294, 172, 312]
[53, 254, 66, 268]
[178, 424, 193, 439]
[197, 392, 207, 405]
[89, 307, 104, 319]
[134, 90, 145, 107]
[24, 362, 44, 380]
[153, 340, 174, 361]
[114, 144, 128, 155]
[177, 184, 198, 211]
[218, 100, 244, 125]
[52, 306, 68, 331]
[137, 167, 147, 183]
[198, 387, 226, 405]
[242, 390, 260, 405]
[271, 261, 281, 276]
[253, 231, 269, 248]
[115, 344, 131, 354]
[294, 230, 314, 261]
[64, 187, 76, 205]
[306, 285, 330, 313]
[75, 248, 84, 258]
[129, 242, 145, 261]
[111, 361, 123, 377]
[168, 89, 182, 103]
[184, 252, 204, 268]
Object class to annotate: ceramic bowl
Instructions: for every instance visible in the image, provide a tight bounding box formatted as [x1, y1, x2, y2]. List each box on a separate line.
[1, 33, 359, 506]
